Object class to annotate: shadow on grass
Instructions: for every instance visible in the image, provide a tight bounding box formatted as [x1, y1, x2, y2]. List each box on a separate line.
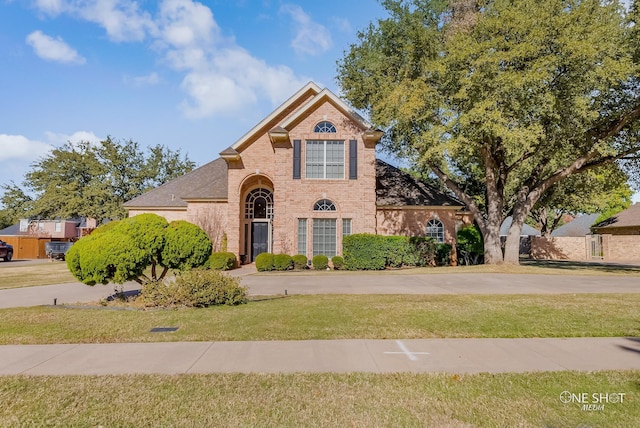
[248, 295, 290, 303]
[521, 259, 640, 274]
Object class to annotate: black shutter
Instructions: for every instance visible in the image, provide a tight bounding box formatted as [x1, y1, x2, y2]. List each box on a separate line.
[349, 140, 357, 179]
[293, 140, 301, 179]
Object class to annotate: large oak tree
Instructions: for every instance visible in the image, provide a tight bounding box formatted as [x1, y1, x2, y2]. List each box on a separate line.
[338, 0, 640, 263]
[0, 137, 194, 225]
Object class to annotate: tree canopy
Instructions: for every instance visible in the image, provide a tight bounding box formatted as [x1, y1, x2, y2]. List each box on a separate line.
[66, 213, 212, 285]
[338, 0, 640, 263]
[0, 137, 194, 226]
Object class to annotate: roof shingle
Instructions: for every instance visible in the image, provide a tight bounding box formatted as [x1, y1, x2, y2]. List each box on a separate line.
[123, 158, 228, 208]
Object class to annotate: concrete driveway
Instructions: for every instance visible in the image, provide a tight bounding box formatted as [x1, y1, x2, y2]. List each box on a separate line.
[1, 268, 639, 308]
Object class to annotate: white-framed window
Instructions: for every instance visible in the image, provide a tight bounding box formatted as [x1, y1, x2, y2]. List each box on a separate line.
[297, 218, 307, 255]
[245, 188, 274, 219]
[312, 218, 337, 257]
[54, 221, 62, 233]
[305, 140, 344, 179]
[313, 199, 336, 211]
[342, 218, 352, 237]
[314, 121, 337, 133]
[426, 219, 445, 243]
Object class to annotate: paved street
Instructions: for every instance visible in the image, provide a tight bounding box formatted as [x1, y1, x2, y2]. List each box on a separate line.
[2, 268, 640, 308]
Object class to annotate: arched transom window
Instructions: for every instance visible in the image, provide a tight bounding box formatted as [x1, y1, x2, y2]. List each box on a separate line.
[313, 199, 336, 211]
[314, 121, 337, 133]
[245, 188, 274, 219]
[426, 219, 444, 243]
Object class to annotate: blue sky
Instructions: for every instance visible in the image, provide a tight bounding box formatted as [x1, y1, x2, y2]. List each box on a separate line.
[0, 0, 387, 189]
[1, 0, 637, 204]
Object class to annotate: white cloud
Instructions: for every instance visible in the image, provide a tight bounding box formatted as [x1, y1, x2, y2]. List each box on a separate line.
[34, 0, 66, 16]
[26, 30, 86, 64]
[280, 4, 332, 56]
[30, 0, 311, 118]
[0, 134, 53, 162]
[44, 130, 102, 146]
[32, 0, 156, 42]
[125, 72, 161, 87]
[179, 48, 306, 118]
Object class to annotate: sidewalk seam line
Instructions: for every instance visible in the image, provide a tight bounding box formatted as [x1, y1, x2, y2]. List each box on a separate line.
[19, 344, 81, 375]
[185, 341, 216, 374]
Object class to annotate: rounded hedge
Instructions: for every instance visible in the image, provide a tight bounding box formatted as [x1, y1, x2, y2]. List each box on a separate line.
[208, 252, 237, 270]
[255, 252, 275, 271]
[312, 254, 329, 270]
[274, 254, 293, 271]
[331, 256, 344, 270]
[292, 254, 308, 270]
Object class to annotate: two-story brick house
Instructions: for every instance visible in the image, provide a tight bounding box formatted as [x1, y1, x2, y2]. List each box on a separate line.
[124, 82, 472, 262]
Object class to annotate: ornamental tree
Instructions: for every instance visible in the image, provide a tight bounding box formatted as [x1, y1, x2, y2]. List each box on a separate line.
[66, 213, 212, 285]
[338, 0, 640, 264]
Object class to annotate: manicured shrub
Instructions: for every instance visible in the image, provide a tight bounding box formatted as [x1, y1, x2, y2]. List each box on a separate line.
[436, 243, 453, 266]
[331, 256, 344, 270]
[139, 269, 247, 307]
[292, 254, 308, 270]
[274, 254, 293, 271]
[312, 254, 329, 270]
[255, 252, 275, 271]
[67, 214, 212, 285]
[208, 252, 237, 270]
[343, 234, 438, 270]
[343, 234, 386, 270]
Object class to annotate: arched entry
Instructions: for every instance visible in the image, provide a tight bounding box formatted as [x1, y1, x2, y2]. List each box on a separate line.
[244, 187, 274, 261]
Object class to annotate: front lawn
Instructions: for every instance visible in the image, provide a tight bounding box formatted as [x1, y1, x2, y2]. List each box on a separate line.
[1, 294, 638, 344]
[0, 261, 77, 289]
[1, 371, 638, 427]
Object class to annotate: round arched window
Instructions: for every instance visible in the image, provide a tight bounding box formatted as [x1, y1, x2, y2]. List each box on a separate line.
[313, 199, 336, 211]
[426, 219, 444, 243]
[245, 188, 273, 219]
[314, 121, 337, 133]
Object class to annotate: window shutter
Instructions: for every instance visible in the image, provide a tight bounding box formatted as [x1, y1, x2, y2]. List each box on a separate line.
[349, 140, 357, 179]
[293, 139, 301, 179]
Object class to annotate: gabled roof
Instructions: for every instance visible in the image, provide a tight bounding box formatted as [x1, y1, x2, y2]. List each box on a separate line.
[551, 214, 600, 237]
[279, 88, 371, 131]
[227, 82, 322, 153]
[123, 158, 228, 209]
[375, 160, 464, 207]
[592, 203, 640, 230]
[500, 216, 541, 236]
[0, 223, 22, 236]
[224, 83, 372, 155]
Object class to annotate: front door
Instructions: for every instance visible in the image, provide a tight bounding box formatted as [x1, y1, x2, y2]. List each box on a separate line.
[251, 222, 269, 261]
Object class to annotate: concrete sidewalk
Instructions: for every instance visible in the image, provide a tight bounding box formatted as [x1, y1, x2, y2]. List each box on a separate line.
[1, 337, 639, 375]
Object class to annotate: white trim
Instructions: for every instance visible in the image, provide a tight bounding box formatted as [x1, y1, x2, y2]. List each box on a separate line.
[280, 88, 371, 131]
[230, 82, 322, 151]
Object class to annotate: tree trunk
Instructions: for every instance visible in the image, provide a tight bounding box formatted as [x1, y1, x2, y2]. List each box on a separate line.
[483, 219, 504, 264]
[503, 226, 522, 264]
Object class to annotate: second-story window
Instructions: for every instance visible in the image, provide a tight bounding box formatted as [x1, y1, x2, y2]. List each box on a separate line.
[306, 140, 344, 179]
[314, 121, 337, 133]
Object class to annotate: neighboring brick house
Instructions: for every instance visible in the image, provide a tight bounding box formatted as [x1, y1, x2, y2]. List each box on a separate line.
[592, 203, 640, 235]
[124, 82, 472, 263]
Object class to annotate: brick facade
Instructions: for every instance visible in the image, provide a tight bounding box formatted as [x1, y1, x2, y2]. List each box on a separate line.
[125, 83, 472, 263]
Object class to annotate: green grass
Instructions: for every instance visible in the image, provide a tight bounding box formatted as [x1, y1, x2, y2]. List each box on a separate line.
[0, 261, 76, 289]
[1, 371, 638, 427]
[1, 294, 639, 344]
